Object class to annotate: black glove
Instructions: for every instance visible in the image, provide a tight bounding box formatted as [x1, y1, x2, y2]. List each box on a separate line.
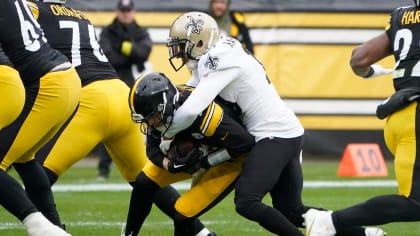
[167, 148, 205, 174]
[376, 88, 420, 119]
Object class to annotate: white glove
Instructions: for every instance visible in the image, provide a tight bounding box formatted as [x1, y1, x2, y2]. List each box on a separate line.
[363, 64, 393, 79]
[159, 137, 173, 155]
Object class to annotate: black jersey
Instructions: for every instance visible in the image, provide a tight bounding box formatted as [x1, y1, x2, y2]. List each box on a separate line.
[0, 46, 13, 67]
[387, 6, 420, 90]
[0, 0, 68, 86]
[146, 85, 254, 168]
[29, 1, 118, 86]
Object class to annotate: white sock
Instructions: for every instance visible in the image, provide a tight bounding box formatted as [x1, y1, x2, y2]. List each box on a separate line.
[195, 227, 211, 236]
[23, 212, 49, 228]
[23, 212, 71, 236]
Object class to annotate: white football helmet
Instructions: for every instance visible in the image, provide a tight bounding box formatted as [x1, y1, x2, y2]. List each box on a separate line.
[41, 0, 67, 4]
[167, 11, 220, 71]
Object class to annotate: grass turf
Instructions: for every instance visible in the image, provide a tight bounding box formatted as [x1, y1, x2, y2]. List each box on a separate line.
[0, 159, 418, 235]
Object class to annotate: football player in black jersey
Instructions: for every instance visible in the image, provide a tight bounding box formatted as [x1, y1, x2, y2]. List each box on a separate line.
[304, 1, 420, 236]
[28, 0, 213, 235]
[0, 0, 81, 235]
[124, 72, 255, 236]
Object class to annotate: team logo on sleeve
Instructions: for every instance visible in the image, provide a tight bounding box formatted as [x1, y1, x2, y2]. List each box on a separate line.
[185, 16, 204, 34]
[204, 55, 219, 70]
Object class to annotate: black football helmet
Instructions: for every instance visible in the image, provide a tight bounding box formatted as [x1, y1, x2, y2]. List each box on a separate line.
[128, 72, 179, 134]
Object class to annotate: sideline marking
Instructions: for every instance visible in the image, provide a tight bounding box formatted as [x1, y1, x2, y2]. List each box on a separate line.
[50, 180, 397, 192]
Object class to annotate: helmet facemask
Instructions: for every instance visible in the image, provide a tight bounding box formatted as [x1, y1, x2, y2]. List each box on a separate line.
[167, 37, 194, 72]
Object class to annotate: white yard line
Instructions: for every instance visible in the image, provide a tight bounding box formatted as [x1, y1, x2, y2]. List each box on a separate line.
[50, 180, 397, 192]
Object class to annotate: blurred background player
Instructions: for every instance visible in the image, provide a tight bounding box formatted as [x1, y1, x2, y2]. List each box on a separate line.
[208, 0, 254, 53]
[124, 72, 254, 236]
[303, 0, 420, 235]
[99, 0, 152, 88]
[29, 0, 211, 235]
[0, 0, 81, 235]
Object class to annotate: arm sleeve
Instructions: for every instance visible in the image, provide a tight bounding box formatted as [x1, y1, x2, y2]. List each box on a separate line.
[145, 129, 165, 168]
[164, 67, 241, 138]
[202, 104, 254, 167]
[213, 111, 254, 158]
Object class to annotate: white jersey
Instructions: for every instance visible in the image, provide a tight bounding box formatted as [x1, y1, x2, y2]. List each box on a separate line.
[166, 36, 304, 141]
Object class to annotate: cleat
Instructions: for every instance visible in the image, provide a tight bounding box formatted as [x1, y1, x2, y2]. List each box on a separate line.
[365, 227, 386, 236]
[303, 209, 335, 236]
[207, 233, 217, 236]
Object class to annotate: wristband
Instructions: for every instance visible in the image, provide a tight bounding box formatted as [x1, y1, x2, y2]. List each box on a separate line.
[363, 66, 375, 78]
[207, 149, 231, 166]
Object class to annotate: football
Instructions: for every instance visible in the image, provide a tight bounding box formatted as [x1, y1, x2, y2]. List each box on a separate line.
[168, 139, 197, 159]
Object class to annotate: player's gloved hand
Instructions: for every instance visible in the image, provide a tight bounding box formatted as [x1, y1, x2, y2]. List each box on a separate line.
[120, 40, 133, 56]
[363, 64, 393, 79]
[167, 148, 205, 174]
[159, 137, 173, 155]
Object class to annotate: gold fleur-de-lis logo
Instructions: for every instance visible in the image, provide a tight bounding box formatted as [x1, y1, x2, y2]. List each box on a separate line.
[185, 16, 204, 34]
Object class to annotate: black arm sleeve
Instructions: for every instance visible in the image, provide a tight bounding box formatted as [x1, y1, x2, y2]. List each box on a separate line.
[145, 128, 165, 168]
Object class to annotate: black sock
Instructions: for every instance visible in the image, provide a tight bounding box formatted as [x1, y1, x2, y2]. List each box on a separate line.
[125, 173, 160, 235]
[13, 160, 63, 227]
[333, 194, 420, 231]
[0, 170, 37, 221]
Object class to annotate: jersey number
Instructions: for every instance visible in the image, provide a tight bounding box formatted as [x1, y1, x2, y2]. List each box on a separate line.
[15, 1, 46, 52]
[394, 28, 420, 78]
[59, 21, 108, 66]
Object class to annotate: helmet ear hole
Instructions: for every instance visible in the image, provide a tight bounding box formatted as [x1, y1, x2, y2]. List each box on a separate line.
[196, 40, 203, 48]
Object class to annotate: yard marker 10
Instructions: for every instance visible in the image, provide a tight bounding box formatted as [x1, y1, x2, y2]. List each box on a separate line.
[337, 143, 388, 177]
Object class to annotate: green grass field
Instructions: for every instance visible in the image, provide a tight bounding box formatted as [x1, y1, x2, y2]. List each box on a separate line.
[0, 159, 418, 235]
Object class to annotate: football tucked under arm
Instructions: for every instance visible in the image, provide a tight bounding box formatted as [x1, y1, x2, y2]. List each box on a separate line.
[166, 140, 206, 174]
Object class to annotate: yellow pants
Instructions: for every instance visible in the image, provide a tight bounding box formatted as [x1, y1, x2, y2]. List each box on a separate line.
[41, 79, 147, 182]
[384, 101, 420, 199]
[0, 65, 25, 129]
[0, 66, 81, 170]
[143, 155, 245, 217]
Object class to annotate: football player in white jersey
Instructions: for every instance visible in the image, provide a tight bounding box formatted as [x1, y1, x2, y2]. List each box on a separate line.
[163, 11, 386, 236]
[164, 11, 306, 236]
